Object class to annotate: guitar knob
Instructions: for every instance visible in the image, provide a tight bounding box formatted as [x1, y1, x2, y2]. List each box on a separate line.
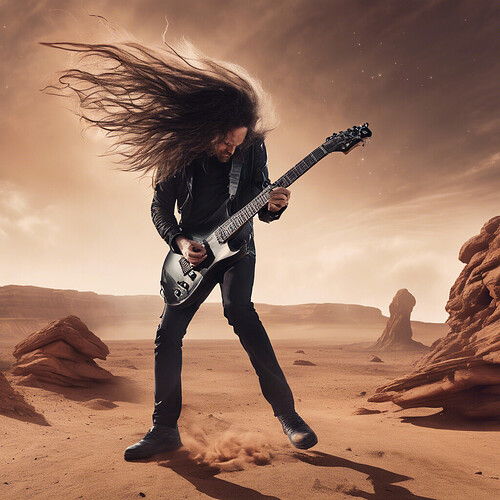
[173, 289, 182, 298]
[187, 271, 197, 281]
[177, 281, 190, 291]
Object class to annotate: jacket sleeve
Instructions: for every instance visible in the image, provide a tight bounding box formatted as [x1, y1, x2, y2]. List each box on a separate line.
[151, 178, 184, 252]
[253, 141, 287, 223]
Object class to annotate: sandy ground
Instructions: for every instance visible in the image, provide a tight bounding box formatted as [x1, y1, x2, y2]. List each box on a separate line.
[1, 338, 499, 500]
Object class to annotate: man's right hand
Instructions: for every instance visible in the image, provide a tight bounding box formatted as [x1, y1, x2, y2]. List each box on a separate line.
[175, 235, 207, 266]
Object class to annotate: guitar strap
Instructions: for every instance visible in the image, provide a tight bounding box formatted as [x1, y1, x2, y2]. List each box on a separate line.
[228, 149, 244, 201]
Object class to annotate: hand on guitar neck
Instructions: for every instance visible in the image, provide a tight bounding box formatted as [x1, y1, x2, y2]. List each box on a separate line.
[268, 187, 291, 212]
[175, 236, 207, 266]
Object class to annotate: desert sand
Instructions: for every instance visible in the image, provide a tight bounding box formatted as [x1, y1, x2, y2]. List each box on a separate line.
[1, 333, 499, 500]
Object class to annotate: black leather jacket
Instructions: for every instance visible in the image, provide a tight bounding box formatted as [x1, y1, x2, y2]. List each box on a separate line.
[151, 141, 285, 254]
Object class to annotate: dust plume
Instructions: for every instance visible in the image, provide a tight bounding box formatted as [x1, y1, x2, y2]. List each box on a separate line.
[181, 423, 274, 472]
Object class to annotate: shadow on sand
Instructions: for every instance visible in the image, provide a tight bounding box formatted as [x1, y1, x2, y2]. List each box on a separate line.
[0, 409, 50, 426]
[400, 410, 500, 431]
[16, 375, 146, 405]
[150, 448, 436, 500]
[156, 449, 280, 500]
[294, 451, 436, 500]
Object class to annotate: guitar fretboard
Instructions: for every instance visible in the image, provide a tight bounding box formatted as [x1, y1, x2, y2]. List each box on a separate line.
[213, 145, 329, 243]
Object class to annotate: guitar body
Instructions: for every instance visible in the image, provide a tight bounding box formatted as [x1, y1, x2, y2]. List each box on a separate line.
[161, 201, 249, 308]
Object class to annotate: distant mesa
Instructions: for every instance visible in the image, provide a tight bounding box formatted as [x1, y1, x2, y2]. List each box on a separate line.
[12, 315, 114, 387]
[0, 371, 48, 424]
[0, 284, 389, 342]
[372, 289, 428, 351]
[369, 216, 500, 418]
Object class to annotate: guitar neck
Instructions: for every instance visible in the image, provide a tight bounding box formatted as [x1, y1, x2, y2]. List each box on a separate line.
[214, 145, 328, 243]
[274, 146, 328, 189]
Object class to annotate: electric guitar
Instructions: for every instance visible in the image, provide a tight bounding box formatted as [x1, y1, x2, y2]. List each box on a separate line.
[161, 123, 372, 307]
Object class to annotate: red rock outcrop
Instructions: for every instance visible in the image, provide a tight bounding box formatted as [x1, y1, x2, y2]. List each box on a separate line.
[12, 316, 113, 387]
[369, 216, 500, 418]
[0, 372, 47, 424]
[372, 289, 428, 351]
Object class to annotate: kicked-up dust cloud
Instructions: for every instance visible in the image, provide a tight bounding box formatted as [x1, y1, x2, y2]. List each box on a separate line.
[181, 423, 274, 472]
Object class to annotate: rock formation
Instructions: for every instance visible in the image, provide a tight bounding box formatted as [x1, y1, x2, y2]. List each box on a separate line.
[0, 372, 47, 424]
[12, 316, 113, 387]
[369, 216, 500, 418]
[372, 289, 427, 351]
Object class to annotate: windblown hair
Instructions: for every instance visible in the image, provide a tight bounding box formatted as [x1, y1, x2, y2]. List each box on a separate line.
[41, 40, 277, 182]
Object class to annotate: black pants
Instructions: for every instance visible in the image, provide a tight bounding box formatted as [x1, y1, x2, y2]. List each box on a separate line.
[152, 253, 295, 426]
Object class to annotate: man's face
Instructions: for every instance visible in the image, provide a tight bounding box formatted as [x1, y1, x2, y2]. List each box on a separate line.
[213, 126, 248, 163]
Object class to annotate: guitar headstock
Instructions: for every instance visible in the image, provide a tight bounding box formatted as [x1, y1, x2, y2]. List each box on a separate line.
[323, 123, 372, 154]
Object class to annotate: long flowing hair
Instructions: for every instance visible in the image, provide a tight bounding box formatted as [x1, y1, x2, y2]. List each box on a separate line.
[41, 39, 277, 182]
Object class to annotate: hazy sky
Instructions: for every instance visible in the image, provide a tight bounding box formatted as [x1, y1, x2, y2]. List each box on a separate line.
[1, 0, 499, 322]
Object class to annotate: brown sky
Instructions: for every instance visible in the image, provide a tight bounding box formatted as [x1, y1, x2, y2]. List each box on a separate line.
[1, 0, 499, 322]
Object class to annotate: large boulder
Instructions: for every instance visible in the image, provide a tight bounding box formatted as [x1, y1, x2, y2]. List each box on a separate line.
[372, 289, 427, 351]
[369, 216, 500, 418]
[12, 316, 113, 387]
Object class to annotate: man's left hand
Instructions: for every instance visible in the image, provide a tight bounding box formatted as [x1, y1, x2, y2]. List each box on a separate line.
[268, 187, 291, 212]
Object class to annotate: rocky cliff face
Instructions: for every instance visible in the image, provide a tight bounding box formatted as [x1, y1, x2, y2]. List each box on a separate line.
[372, 289, 428, 351]
[369, 216, 500, 418]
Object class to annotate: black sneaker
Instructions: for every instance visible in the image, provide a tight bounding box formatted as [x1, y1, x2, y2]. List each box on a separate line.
[277, 412, 318, 450]
[124, 424, 182, 461]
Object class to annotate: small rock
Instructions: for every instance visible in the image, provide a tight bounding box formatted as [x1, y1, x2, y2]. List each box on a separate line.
[475, 471, 483, 475]
[139, 493, 146, 498]
[293, 359, 316, 366]
[354, 407, 383, 415]
[370, 356, 383, 363]
[346, 447, 352, 451]
[295, 350, 305, 354]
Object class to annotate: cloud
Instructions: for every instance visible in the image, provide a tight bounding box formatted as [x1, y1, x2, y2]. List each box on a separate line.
[0, 181, 59, 244]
